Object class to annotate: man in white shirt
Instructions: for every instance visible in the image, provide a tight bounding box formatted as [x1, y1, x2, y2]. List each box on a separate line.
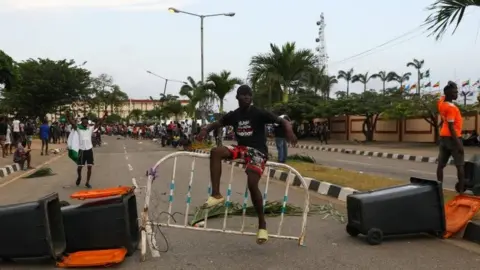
[66, 111, 108, 188]
[12, 118, 21, 145]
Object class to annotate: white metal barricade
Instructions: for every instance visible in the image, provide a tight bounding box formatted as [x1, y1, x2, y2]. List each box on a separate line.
[140, 151, 310, 262]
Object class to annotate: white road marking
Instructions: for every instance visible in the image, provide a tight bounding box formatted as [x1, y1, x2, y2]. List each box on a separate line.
[122, 143, 159, 258]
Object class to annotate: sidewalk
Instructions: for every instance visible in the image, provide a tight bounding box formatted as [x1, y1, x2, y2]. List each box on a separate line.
[0, 140, 66, 179]
[261, 139, 480, 165]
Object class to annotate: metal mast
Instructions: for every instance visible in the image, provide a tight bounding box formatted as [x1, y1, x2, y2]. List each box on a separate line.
[315, 13, 328, 74]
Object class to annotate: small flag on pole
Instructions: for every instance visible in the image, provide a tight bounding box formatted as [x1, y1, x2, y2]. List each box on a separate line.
[433, 81, 440, 88]
[462, 80, 470, 87]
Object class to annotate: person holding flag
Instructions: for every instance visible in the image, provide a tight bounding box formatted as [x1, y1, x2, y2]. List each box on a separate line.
[66, 110, 108, 188]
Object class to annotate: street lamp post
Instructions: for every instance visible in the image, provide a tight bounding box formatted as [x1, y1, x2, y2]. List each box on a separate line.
[146, 70, 186, 96]
[168, 7, 235, 83]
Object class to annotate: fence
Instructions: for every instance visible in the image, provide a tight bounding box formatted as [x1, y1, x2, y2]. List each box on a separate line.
[139, 151, 311, 261]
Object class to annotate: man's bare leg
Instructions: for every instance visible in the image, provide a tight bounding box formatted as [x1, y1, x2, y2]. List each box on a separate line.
[246, 170, 266, 230]
[86, 166, 93, 188]
[209, 146, 231, 198]
[76, 166, 83, 186]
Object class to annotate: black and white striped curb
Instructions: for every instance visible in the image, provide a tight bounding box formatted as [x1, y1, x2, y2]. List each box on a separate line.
[0, 148, 65, 178]
[0, 163, 21, 178]
[265, 141, 451, 164]
[191, 149, 357, 202]
[191, 148, 480, 245]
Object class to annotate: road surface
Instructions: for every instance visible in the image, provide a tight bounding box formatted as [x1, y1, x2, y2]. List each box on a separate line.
[0, 137, 478, 269]
[267, 145, 460, 190]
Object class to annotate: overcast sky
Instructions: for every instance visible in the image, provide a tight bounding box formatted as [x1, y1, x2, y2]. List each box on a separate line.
[1, 0, 479, 110]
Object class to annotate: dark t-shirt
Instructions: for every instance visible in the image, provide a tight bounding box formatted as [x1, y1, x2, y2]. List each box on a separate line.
[221, 106, 280, 155]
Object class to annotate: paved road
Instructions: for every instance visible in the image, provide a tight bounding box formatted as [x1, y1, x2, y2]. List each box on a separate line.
[268, 145, 460, 190]
[0, 137, 479, 269]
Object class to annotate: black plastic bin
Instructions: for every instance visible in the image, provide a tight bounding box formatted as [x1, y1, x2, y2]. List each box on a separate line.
[61, 192, 139, 255]
[458, 160, 480, 195]
[345, 177, 446, 245]
[0, 193, 66, 259]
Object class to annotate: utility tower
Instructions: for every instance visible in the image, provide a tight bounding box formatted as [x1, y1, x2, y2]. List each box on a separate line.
[315, 13, 328, 74]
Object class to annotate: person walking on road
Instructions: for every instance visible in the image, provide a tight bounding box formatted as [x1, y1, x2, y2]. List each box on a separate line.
[39, 119, 50, 156]
[274, 114, 291, 163]
[196, 85, 297, 245]
[66, 111, 108, 189]
[437, 81, 465, 193]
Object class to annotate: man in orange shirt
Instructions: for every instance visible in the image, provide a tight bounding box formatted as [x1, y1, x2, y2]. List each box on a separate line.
[437, 81, 465, 192]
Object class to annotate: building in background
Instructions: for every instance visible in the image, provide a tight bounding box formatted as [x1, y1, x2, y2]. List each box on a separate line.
[47, 98, 190, 122]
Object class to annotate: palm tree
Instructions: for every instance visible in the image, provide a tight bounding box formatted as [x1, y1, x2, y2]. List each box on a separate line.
[393, 72, 412, 88]
[406, 59, 425, 94]
[249, 42, 317, 102]
[337, 68, 354, 96]
[424, 0, 480, 40]
[371, 71, 397, 94]
[319, 75, 338, 99]
[352, 72, 374, 92]
[179, 76, 215, 129]
[207, 70, 243, 113]
[129, 109, 143, 122]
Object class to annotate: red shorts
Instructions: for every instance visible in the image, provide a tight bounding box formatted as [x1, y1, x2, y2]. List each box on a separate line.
[227, 145, 267, 176]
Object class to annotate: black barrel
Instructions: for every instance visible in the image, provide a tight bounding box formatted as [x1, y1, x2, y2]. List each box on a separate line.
[0, 193, 66, 259]
[346, 177, 446, 245]
[61, 192, 139, 255]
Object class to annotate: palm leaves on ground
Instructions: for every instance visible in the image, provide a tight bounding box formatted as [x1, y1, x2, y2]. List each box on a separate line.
[424, 0, 480, 40]
[23, 167, 55, 178]
[189, 201, 346, 226]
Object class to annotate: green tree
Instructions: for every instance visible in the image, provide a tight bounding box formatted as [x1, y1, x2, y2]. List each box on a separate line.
[371, 71, 397, 94]
[249, 42, 317, 102]
[337, 68, 354, 96]
[179, 76, 215, 129]
[0, 50, 16, 90]
[335, 91, 391, 141]
[392, 72, 412, 88]
[162, 100, 184, 121]
[1, 58, 91, 119]
[406, 58, 425, 94]
[424, 0, 480, 40]
[207, 70, 243, 113]
[107, 85, 129, 114]
[352, 72, 374, 92]
[129, 109, 143, 122]
[106, 113, 122, 124]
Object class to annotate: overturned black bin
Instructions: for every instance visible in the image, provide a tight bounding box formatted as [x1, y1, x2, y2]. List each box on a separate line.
[458, 158, 480, 195]
[61, 192, 139, 255]
[346, 177, 446, 245]
[0, 193, 66, 260]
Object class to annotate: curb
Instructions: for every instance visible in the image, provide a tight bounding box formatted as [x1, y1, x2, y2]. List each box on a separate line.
[191, 148, 480, 246]
[265, 141, 459, 165]
[0, 148, 65, 178]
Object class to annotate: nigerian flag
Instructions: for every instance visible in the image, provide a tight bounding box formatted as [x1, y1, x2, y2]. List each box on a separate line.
[67, 129, 80, 163]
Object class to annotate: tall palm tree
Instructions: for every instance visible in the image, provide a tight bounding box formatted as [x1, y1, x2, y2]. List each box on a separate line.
[337, 68, 354, 96]
[371, 71, 397, 94]
[406, 58, 425, 94]
[179, 76, 215, 128]
[424, 0, 480, 40]
[249, 42, 317, 102]
[319, 75, 338, 99]
[393, 72, 412, 88]
[352, 72, 374, 92]
[207, 70, 243, 113]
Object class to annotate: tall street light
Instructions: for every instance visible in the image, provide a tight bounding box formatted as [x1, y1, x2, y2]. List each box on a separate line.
[146, 70, 187, 96]
[168, 7, 235, 83]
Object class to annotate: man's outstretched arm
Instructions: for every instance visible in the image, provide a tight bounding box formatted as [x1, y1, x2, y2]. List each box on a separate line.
[65, 111, 77, 130]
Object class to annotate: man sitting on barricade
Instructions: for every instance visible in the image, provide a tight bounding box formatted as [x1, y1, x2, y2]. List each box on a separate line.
[196, 84, 297, 245]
